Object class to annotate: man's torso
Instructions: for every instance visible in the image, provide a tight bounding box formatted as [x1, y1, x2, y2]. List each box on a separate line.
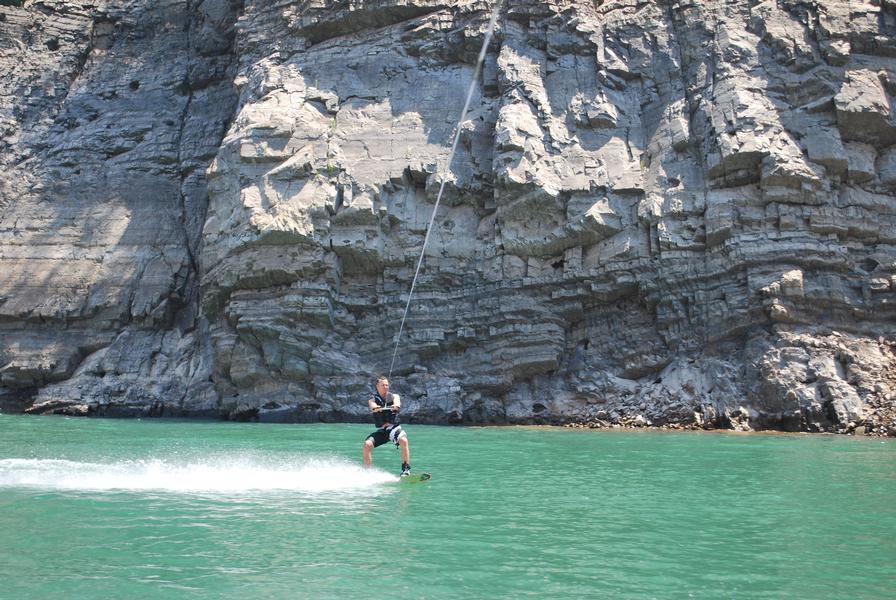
[372, 392, 398, 428]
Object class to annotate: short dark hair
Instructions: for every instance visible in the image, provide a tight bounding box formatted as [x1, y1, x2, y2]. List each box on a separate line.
[375, 375, 389, 384]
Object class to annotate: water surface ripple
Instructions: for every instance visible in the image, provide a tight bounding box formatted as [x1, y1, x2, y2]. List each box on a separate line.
[0, 415, 893, 599]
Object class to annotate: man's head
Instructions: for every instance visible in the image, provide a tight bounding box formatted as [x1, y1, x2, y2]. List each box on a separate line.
[375, 375, 389, 397]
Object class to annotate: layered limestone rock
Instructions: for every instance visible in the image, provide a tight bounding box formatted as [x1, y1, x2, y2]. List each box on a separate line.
[0, 0, 242, 415]
[2, 0, 895, 434]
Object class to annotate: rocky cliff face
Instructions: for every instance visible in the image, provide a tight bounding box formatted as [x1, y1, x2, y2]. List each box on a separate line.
[2, 0, 895, 434]
[0, 0, 242, 415]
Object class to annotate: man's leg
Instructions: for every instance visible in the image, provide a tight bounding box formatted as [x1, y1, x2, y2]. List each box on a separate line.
[398, 433, 410, 466]
[363, 438, 374, 466]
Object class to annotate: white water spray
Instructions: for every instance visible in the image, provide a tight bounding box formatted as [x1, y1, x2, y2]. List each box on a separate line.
[0, 456, 396, 494]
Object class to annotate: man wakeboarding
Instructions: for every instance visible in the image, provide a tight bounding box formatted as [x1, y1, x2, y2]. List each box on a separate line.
[362, 375, 411, 476]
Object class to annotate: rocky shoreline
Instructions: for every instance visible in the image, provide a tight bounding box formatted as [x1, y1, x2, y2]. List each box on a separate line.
[561, 411, 896, 437]
[4, 405, 895, 437]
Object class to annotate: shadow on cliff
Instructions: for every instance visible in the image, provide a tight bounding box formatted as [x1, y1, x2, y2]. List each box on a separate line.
[0, 0, 245, 408]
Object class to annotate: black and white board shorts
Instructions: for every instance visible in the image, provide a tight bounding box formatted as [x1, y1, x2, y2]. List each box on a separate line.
[366, 425, 404, 448]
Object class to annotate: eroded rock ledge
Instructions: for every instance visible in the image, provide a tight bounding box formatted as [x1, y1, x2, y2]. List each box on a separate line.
[1, 0, 895, 435]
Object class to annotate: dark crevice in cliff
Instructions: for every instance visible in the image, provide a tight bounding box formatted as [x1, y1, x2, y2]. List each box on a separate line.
[298, 2, 450, 47]
[0, 387, 35, 413]
[172, 0, 246, 332]
[172, 0, 201, 323]
[59, 25, 93, 113]
[175, 149, 200, 306]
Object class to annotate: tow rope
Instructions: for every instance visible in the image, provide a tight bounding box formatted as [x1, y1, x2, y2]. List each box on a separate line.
[388, 0, 505, 377]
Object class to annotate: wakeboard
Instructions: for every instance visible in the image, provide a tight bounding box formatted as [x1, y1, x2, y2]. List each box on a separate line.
[401, 472, 432, 483]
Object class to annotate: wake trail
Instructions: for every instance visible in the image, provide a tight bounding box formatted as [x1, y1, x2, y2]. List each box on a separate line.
[0, 455, 396, 493]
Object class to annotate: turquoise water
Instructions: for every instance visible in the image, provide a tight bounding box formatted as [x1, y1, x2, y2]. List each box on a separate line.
[0, 415, 894, 599]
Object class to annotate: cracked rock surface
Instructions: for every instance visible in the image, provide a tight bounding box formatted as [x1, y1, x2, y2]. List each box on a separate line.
[2, 0, 895, 435]
[0, 0, 242, 416]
